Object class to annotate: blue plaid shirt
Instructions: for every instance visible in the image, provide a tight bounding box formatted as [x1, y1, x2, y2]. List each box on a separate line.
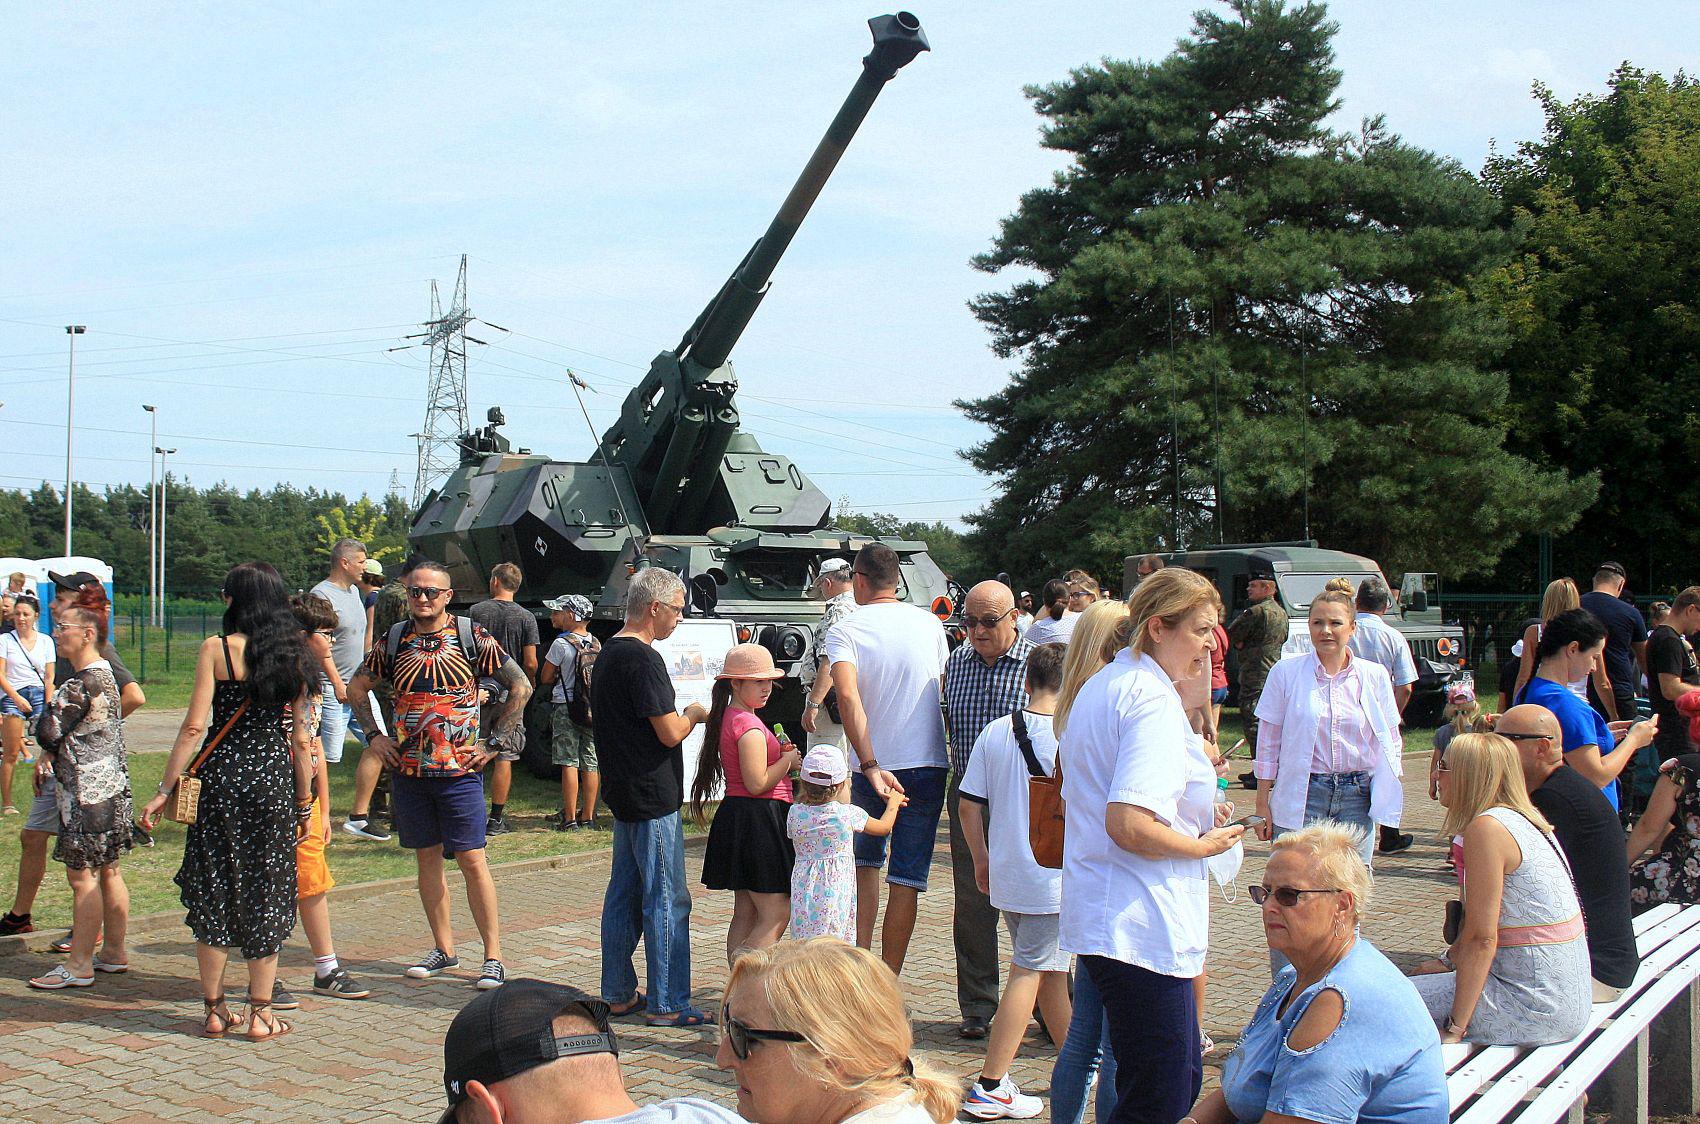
[942, 635, 1033, 777]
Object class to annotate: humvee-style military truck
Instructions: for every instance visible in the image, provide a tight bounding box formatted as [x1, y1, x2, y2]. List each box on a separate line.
[1125, 542, 1468, 723]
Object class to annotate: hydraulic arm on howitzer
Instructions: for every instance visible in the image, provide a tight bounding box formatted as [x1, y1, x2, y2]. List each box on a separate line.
[593, 12, 928, 535]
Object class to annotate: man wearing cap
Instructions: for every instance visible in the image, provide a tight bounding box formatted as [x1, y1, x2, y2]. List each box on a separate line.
[1349, 577, 1419, 854]
[1228, 563, 1288, 787]
[1013, 592, 1034, 637]
[941, 580, 1032, 1039]
[438, 979, 742, 1124]
[801, 558, 857, 757]
[311, 538, 370, 766]
[0, 572, 147, 939]
[1580, 562, 1646, 723]
[541, 594, 601, 831]
[360, 558, 387, 649]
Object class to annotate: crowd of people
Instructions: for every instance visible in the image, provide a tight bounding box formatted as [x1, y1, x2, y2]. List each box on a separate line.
[7, 547, 1700, 1123]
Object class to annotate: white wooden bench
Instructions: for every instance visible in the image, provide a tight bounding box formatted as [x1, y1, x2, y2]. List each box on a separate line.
[1442, 901, 1700, 1122]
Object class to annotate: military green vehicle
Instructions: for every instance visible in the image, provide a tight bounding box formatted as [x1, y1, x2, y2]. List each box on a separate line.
[409, 13, 952, 739]
[1126, 542, 1469, 723]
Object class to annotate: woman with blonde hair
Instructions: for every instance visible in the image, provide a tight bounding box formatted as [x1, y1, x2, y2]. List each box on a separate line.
[1059, 568, 1242, 1123]
[1410, 733, 1590, 1045]
[1512, 578, 1614, 711]
[1064, 570, 1101, 613]
[716, 938, 959, 1124]
[1252, 588, 1403, 867]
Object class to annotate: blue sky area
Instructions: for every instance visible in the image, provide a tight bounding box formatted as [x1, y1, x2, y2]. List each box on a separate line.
[4, 2, 1696, 529]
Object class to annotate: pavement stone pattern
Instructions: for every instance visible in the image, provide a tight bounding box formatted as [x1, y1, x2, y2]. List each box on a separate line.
[0, 764, 1455, 1122]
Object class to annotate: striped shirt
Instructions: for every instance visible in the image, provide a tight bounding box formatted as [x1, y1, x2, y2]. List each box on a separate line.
[942, 636, 1033, 777]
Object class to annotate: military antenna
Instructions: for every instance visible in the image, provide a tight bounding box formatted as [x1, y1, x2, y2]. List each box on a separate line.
[411, 254, 480, 507]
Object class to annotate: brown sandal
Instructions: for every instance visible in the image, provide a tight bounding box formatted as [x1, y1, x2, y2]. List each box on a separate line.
[245, 995, 292, 1042]
[201, 994, 244, 1038]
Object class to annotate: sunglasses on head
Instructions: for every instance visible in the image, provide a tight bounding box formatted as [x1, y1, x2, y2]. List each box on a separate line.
[1250, 885, 1339, 908]
[720, 1008, 805, 1060]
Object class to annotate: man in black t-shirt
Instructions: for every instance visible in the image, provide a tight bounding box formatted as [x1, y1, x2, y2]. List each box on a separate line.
[1579, 562, 1647, 722]
[469, 563, 541, 835]
[1646, 587, 1700, 763]
[589, 567, 709, 1027]
[1500, 704, 1640, 999]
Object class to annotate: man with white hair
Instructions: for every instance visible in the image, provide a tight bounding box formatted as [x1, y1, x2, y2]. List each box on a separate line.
[591, 567, 712, 1027]
[801, 557, 857, 755]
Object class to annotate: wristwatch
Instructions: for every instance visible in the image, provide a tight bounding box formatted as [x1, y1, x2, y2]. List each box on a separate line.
[860, 758, 879, 772]
[1443, 1015, 1467, 1037]
[804, 701, 820, 711]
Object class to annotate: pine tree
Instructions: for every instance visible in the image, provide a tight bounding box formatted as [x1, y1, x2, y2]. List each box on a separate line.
[962, 0, 1591, 583]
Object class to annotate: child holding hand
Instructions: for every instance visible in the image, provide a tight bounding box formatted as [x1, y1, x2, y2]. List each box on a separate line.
[788, 746, 903, 942]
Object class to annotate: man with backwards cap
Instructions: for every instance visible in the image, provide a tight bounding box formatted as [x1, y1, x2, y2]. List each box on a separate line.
[439, 979, 742, 1123]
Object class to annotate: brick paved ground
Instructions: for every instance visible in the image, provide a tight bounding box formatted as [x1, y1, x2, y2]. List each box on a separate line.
[0, 765, 1453, 1123]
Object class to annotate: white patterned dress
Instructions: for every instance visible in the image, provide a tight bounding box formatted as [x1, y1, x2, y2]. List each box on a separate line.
[787, 801, 869, 941]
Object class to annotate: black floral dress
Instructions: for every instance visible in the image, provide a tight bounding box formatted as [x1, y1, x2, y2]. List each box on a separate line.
[1630, 753, 1700, 912]
[36, 661, 133, 870]
[173, 637, 297, 959]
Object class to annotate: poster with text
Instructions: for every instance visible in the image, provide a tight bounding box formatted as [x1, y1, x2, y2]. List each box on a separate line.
[653, 617, 740, 801]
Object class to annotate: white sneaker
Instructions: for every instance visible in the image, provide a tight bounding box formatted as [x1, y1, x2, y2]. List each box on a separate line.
[962, 1076, 1043, 1120]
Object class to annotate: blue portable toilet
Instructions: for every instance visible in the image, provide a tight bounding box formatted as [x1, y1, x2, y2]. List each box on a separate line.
[33, 556, 115, 632]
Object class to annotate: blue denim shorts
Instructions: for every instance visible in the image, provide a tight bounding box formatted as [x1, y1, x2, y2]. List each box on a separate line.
[392, 772, 487, 853]
[851, 765, 947, 891]
[1, 685, 44, 721]
[1210, 686, 1229, 706]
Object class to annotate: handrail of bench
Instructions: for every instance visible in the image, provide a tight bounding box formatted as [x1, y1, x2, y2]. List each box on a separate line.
[1452, 908, 1700, 1122]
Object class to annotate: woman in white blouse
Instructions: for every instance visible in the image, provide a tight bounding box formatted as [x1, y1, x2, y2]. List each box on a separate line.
[1252, 587, 1404, 867]
[1058, 568, 1244, 1124]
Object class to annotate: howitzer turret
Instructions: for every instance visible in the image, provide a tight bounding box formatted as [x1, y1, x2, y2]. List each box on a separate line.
[409, 15, 956, 751]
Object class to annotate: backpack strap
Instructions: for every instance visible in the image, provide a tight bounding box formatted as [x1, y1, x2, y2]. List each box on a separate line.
[455, 616, 478, 663]
[1010, 709, 1049, 779]
[385, 621, 409, 668]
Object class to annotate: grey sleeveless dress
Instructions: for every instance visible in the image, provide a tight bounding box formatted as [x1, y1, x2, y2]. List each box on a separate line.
[1413, 807, 1592, 1045]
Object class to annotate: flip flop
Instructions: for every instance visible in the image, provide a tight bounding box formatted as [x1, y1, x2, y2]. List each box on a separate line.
[92, 958, 129, 973]
[607, 990, 647, 1017]
[645, 1007, 716, 1028]
[28, 965, 95, 989]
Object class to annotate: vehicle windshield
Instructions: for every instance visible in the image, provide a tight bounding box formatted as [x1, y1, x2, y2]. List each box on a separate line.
[1276, 572, 1382, 613]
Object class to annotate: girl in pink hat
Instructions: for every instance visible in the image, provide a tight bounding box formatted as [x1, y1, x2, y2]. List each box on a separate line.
[691, 643, 803, 964]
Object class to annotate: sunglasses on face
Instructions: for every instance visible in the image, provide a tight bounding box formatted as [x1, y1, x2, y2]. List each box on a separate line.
[407, 586, 451, 600]
[964, 611, 1013, 630]
[721, 1009, 805, 1060]
[1497, 731, 1551, 743]
[1249, 885, 1339, 908]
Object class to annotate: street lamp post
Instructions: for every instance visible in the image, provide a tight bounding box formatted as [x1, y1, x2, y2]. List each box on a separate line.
[143, 405, 158, 628]
[64, 325, 86, 556]
[156, 447, 176, 622]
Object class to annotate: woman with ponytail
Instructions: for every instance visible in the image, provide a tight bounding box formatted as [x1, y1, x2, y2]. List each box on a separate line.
[1024, 579, 1077, 647]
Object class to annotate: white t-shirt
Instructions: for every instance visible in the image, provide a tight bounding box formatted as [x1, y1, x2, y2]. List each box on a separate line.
[1058, 648, 1217, 978]
[839, 1098, 936, 1124]
[1, 630, 53, 690]
[544, 631, 595, 704]
[959, 711, 1061, 914]
[822, 601, 949, 772]
[1023, 612, 1077, 647]
[596, 1098, 746, 1124]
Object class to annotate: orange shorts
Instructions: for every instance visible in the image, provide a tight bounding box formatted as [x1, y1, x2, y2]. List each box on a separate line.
[296, 812, 335, 899]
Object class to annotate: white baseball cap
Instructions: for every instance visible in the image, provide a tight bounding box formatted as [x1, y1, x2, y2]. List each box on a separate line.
[800, 746, 849, 786]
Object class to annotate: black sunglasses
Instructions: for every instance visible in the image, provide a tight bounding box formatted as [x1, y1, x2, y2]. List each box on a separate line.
[1497, 731, 1551, 742]
[407, 586, 451, 600]
[964, 611, 1014, 630]
[1250, 885, 1339, 908]
[721, 1009, 805, 1060]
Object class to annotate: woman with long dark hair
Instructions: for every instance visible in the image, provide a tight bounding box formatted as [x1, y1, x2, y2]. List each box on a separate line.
[1024, 579, 1077, 647]
[141, 562, 317, 1041]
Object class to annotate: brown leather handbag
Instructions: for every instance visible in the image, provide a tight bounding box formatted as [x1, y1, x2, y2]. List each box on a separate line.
[1014, 709, 1066, 869]
[167, 700, 249, 825]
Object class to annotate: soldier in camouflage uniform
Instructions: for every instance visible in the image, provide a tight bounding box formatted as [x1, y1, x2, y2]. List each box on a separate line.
[1228, 562, 1288, 786]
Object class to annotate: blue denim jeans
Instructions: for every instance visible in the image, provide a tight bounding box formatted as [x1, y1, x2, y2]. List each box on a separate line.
[316, 682, 353, 764]
[1277, 770, 1374, 867]
[1051, 960, 1118, 1124]
[601, 811, 694, 1016]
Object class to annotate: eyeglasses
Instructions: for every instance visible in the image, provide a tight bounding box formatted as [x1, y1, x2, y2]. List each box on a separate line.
[1497, 731, 1551, 743]
[407, 586, 451, 600]
[721, 1009, 805, 1060]
[1249, 885, 1340, 908]
[1067, 590, 1093, 599]
[53, 622, 92, 633]
[1434, 762, 1451, 774]
[964, 611, 1014, 630]
[659, 601, 686, 616]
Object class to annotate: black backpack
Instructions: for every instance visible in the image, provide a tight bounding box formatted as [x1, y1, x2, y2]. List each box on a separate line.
[564, 633, 601, 727]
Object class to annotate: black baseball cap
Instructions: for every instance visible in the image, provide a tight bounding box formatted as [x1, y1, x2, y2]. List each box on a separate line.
[440, 980, 619, 1123]
[1247, 561, 1277, 581]
[1598, 561, 1627, 578]
[48, 570, 100, 592]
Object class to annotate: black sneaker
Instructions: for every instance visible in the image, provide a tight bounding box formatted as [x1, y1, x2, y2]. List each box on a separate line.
[576, 817, 600, 832]
[0, 912, 33, 936]
[312, 967, 371, 999]
[405, 949, 460, 979]
[1378, 828, 1415, 855]
[342, 817, 392, 842]
[487, 815, 513, 836]
[476, 959, 505, 990]
[272, 979, 300, 1011]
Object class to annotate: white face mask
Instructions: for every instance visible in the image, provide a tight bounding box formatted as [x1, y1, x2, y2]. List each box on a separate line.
[1205, 840, 1245, 904]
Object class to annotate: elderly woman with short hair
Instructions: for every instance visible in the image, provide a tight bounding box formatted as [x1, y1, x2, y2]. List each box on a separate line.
[716, 938, 959, 1124]
[1184, 823, 1448, 1124]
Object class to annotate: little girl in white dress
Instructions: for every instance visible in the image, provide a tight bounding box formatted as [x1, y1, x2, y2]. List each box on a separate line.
[787, 746, 904, 941]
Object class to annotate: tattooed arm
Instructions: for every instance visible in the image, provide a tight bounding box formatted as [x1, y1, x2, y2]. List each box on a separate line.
[346, 668, 397, 767]
[487, 657, 532, 747]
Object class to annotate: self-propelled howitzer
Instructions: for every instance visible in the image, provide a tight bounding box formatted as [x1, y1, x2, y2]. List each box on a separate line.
[409, 14, 956, 737]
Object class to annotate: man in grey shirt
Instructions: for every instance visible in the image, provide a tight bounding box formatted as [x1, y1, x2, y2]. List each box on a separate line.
[470, 562, 540, 835]
[312, 538, 369, 765]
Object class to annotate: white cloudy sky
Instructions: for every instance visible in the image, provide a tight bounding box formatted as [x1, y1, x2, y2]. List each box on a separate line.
[3, 1, 1694, 528]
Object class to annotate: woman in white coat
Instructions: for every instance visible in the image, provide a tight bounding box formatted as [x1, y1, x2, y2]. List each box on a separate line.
[1252, 587, 1403, 867]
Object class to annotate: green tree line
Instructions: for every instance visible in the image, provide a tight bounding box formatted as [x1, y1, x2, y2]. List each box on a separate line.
[964, 0, 1700, 593]
[0, 481, 410, 593]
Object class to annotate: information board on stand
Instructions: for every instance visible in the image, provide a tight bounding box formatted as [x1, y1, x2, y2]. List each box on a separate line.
[652, 617, 740, 801]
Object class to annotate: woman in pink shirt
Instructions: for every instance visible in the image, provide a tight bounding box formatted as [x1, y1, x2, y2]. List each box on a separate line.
[691, 643, 801, 964]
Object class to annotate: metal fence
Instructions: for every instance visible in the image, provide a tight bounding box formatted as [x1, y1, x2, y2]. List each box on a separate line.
[112, 590, 224, 681]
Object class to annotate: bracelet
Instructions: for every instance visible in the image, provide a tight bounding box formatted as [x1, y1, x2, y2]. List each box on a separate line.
[804, 701, 820, 711]
[157, 779, 177, 797]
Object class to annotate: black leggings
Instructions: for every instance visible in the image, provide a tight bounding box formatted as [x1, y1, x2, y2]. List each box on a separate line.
[1083, 954, 1201, 1124]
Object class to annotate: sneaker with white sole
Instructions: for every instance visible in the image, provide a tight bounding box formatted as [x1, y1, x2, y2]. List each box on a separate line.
[271, 979, 300, 1011]
[476, 959, 506, 989]
[962, 1076, 1043, 1120]
[313, 967, 371, 999]
[405, 949, 460, 978]
[342, 817, 392, 841]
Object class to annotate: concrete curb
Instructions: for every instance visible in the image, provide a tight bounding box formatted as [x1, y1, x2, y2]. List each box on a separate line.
[0, 831, 708, 959]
